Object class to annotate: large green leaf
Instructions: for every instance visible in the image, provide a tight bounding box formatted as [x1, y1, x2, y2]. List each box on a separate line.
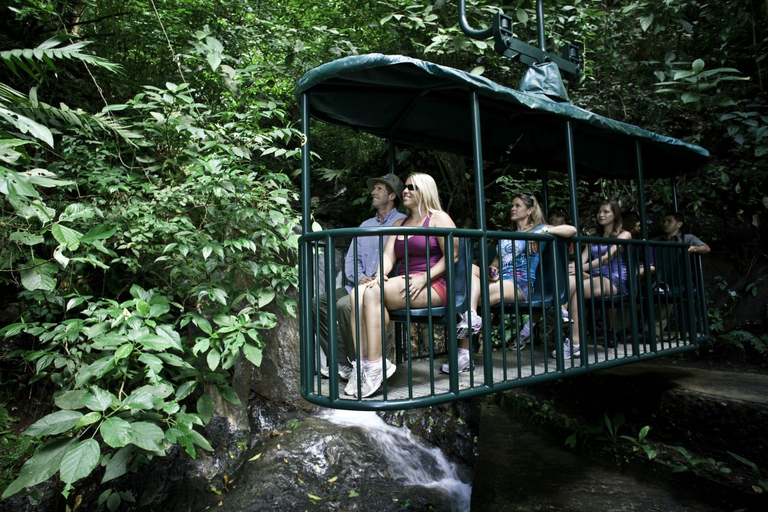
[257, 288, 276, 308]
[75, 411, 102, 429]
[137, 333, 175, 351]
[122, 388, 155, 410]
[196, 394, 215, 425]
[25, 410, 83, 436]
[20, 262, 57, 291]
[129, 421, 165, 452]
[83, 386, 116, 412]
[217, 385, 242, 406]
[75, 357, 115, 387]
[156, 352, 194, 369]
[242, 342, 263, 367]
[54, 390, 87, 410]
[101, 445, 135, 483]
[0, 109, 53, 147]
[123, 384, 172, 411]
[80, 224, 117, 242]
[139, 353, 163, 381]
[206, 348, 221, 371]
[8, 231, 44, 245]
[51, 222, 83, 250]
[59, 438, 100, 484]
[23, 168, 73, 188]
[175, 381, 198, 401]
[1, 438, 75, 498]
[155, 325, 182, 350]
[100, 417, 133, 448]
[188, 429, 213, 452]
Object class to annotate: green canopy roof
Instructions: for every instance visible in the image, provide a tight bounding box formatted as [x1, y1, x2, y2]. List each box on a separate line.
[297, 54, 709, 180]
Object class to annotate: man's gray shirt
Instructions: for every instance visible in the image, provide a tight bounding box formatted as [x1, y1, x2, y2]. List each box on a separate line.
[659, 233, 706, 246]
[344, 208, 407, 293]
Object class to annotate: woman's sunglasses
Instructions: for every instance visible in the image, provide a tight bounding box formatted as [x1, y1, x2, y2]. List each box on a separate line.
[405, 184, 419, 191]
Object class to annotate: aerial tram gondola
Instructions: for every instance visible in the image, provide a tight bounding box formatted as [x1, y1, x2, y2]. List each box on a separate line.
[297, 1, 710, 410]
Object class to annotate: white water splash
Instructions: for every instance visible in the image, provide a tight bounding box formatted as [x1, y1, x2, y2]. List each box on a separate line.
[323, 409, 472, 511]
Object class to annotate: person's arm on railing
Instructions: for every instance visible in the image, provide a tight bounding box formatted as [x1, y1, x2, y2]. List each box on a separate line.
[688, 242, 710, 254]
[537, 224, 576, 238]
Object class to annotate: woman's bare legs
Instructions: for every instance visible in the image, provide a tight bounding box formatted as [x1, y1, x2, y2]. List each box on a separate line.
[450, 268, 524, 371]
[350, 276, 444, 395]
[567, 274, 615, 348]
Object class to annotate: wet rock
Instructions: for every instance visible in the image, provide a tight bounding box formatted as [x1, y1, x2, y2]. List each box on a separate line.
[249, 289, 313, 411]
[185, 413, 468, 511]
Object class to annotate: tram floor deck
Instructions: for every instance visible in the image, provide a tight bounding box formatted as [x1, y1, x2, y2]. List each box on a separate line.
[316, 339, 693, 402]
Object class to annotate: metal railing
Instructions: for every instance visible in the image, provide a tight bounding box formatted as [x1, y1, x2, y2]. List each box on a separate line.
[299, 228, 708, 410]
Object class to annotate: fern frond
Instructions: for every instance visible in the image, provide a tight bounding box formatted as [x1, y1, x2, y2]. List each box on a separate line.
[0, 37, 122, 81]
[2, 87, 139, 148]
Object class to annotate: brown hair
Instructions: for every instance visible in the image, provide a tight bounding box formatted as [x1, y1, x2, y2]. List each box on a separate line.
[598, 200, 624, 238]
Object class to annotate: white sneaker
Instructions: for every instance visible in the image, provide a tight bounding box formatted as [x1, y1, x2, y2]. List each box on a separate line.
[551, 338, 580, 359]
[457, 310, 482, 338]
[338, 363, 354, 381]
[441, 350, 474, 374]
[344, 361, 359, 396]
[324, 363, 354, 380]
[561, 308, 571, 323]
[358, 359, 396, 398]
[512, 322, 533, 350]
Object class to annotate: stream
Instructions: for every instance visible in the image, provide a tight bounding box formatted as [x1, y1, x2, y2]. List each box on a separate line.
[323, 409, 472, 511]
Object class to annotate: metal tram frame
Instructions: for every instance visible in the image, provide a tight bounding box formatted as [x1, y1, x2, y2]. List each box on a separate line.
[296, 2, 710, 411]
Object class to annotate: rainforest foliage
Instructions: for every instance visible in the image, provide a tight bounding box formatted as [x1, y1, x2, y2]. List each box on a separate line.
[0, 0, 766, 503]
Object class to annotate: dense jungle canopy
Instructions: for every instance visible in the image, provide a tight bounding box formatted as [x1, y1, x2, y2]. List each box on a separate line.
[0, 0, 766, 505]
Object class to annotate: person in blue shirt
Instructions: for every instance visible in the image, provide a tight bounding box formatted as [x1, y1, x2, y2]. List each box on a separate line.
[314, 174, 406, 381]
[445, 194, 575, 373]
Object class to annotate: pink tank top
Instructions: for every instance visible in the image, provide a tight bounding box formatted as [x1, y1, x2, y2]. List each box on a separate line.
[394, 215, 442, 275]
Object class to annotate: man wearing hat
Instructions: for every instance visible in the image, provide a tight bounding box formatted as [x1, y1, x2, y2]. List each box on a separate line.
[316, 174, 407, 380]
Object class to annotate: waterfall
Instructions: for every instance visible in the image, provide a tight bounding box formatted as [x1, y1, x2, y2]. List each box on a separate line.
[323, 409, 472, 511]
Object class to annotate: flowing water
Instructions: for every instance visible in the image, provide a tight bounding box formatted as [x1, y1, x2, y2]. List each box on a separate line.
[323, 409, 472, 511]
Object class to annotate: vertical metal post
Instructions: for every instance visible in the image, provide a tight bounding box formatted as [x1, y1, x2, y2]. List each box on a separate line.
[636, 143, 648, 241]
[671, 177, 679, 212]
[389, 139, 397, 175]
[300, 92, 313, 397]
[536, 0, 546, 51]
[540, 168, 550, 217]
[633, 141, 649, 355]
[470, 90, 492, 387]
[565, 121, 584, 367]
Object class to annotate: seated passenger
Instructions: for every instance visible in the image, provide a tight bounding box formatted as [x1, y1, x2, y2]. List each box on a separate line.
[657, 211, 710, 254]
[622, 210, 654, 279]
[556, 200, 631, 358]
[348, 172, 458, 398]
[444, 194, 575, 373]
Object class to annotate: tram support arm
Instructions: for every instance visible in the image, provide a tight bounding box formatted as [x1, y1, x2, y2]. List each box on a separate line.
[458, 0, 493, 40]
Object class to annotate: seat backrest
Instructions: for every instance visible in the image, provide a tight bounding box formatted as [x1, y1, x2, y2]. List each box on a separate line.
[535, 240, 569, 306]
[653, 245, 687, 290]
[453, 237, 469, 310]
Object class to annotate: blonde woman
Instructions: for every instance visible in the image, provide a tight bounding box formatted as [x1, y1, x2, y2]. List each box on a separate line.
[348, 172, 458, 397]
[446, 194, 575, 373]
